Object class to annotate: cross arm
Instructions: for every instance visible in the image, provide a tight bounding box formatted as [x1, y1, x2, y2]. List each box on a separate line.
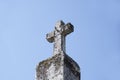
[46, 31, 54, 43]
[63, 23, 74, 36]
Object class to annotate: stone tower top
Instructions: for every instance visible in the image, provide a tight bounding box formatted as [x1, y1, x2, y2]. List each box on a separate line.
[46, 20, 74, 55]
[36, 20, 80, 80]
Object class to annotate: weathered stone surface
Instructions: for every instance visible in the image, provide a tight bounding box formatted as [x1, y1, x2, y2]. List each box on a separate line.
[36, 53, 64, 80]
[36, 20, 80, 80]
[46, 20, 74, 55]
[36, 52, 80, 80]
[64, 54, 80, 80]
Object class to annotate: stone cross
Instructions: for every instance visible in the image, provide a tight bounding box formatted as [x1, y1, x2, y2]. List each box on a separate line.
[46, 20, 74, 55]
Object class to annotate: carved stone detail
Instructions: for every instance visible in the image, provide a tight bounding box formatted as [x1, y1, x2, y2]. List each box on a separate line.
[46, 20, 74, 55]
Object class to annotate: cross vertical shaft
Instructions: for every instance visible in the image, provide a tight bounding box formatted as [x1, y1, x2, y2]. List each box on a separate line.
[46, 20, 74, 55]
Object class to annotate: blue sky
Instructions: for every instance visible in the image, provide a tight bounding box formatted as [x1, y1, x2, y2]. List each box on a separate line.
[0, 0, 120, 80]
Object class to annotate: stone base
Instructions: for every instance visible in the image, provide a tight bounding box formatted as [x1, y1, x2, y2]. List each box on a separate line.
[36, 52, 80, 80]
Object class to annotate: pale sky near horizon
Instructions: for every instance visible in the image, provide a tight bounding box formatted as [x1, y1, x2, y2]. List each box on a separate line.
[0, 0, 120, 80]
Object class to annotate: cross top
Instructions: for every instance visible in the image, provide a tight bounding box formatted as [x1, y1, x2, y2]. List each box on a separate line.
[46, 20, 74, 55]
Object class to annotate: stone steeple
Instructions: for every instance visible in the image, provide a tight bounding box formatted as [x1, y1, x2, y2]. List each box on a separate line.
[36, 20, 80, 80]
